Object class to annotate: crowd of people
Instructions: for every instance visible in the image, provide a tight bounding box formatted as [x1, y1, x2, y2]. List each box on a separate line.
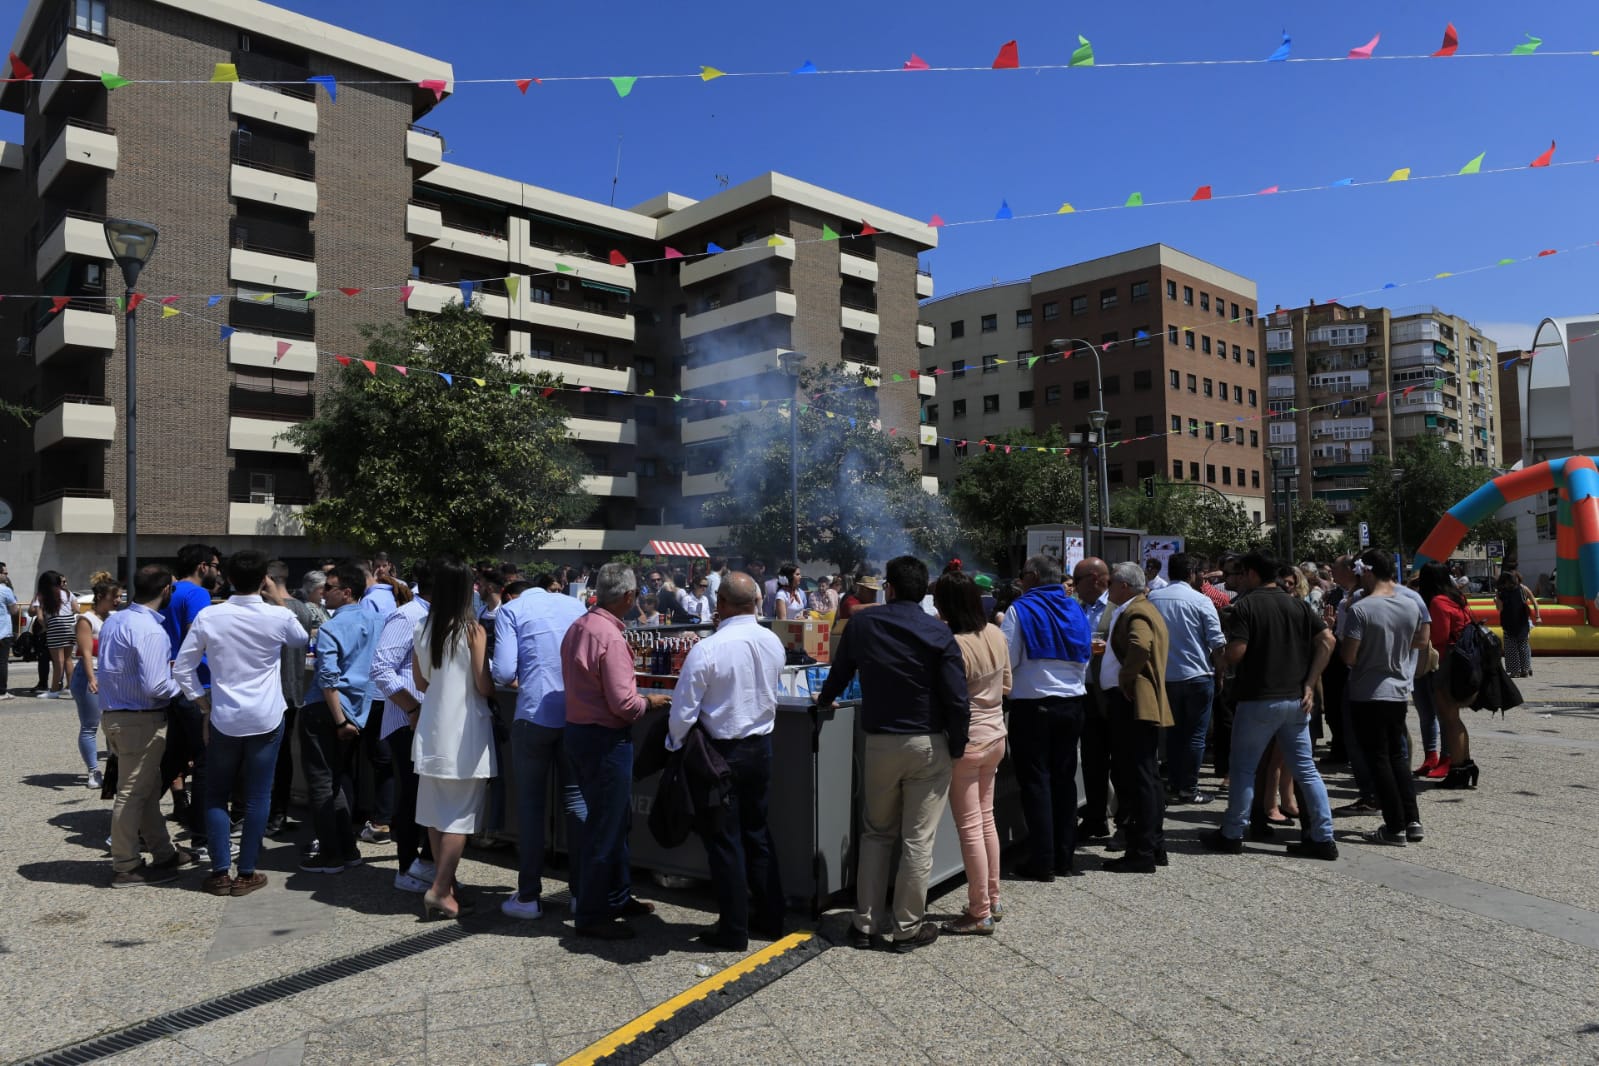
[0, 539, 1528, 956]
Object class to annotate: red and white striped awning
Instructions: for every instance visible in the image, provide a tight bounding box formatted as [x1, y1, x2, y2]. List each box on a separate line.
[647, 540, 710, 558]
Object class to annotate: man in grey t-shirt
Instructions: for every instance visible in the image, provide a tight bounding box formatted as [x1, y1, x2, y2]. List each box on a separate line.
[1339, 550, 1430, 846]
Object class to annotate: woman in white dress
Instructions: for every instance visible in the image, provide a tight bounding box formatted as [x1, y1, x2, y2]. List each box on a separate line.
[411, 557, 496, 919]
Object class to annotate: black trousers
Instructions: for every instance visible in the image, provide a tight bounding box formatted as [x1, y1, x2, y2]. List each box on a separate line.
[161, 696, 208, 832]
[1077, 682, 1114, 828]
[270, 705, 299, 819]
[360, 701, 394, 827]
[1213, 675, 1237, 778]
[696, 734, 783, 944]
[389, 722, 433, 872]
[300, 701, 360, 860]
[1321, 658, 1349, 759]
[1351, 699, 1420, 831]
[0, 637, 10, 693]
[1106, 691, 1164, 861]
[1009, 695, 1086, 871]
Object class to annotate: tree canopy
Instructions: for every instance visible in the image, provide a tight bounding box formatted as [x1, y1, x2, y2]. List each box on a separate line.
[945, 426, 1087, 574]
[1346, 435, 1515, 557]
[704, 362, 951, 572]
[283, 305, 589, 559]
[1109, 478, 1267, 563]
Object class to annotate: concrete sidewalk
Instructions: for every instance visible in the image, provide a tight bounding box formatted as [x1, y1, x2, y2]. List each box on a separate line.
[2, 657, 1596, 1064]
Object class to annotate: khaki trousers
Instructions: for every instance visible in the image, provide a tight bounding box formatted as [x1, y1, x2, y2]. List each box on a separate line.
[102, 711, 176, 873]
[855, 733, 952, 939]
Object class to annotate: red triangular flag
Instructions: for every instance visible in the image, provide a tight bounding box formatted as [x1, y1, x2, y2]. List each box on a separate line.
[8, 52, 33, 80]
[339, 287, 362, 296]
[275, 341, 292, 362]
[909, 369, 920, 378]
[516, 78, 540, 93]
[419, 79, 447, 101]
[394, 365, 408, 376]
[126, 293, 147, 313]
[903, 53, 930, 71]
[888, 427, 897, 436]
[992, 40, 1019, 69]
[608, 250, 629, 266]
[400, 285, 415, 302]
[928, 214, 945, 227]
[664, 246, 683, 259]
[1538, 249, 1558, 257]
[49, 296, 71, 313]
[335, 355, 352, 366]
[159, 295, 180, 305]
[1530, 141, 1555, 168]
[362, 360, 378, 376]
[541, 387, 556, 398]
[860, 221, 878, 235]
[1403, 385, 1417, 396]
[1191, 185, 1213, 201]
[1431, 23, 1459, 57]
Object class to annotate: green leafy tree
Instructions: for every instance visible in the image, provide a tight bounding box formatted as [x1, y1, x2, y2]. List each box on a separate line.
[946, 426, 1087, 574]
[1347, 436, 1514, 556]
[1279, 497, 1346, 563]
[0, 398, 35, 426]
[1109, 478, 1266, 562]
[283, 305, 589, 558]
[704, 363, 952, 572]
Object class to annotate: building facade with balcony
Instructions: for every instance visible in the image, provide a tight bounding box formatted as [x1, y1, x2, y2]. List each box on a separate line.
[919, 245, 1268, 524]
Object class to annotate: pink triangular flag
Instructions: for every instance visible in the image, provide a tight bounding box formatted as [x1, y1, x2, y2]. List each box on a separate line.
[419, 79, 447, 101]
[1530, 141, 1556, 168]
[579, 385, 592, 393]
[928, 214, 945, 227]
[1259, 185, 1280, 194]
[992, 40, 1019, 69]
[1348, 33, 1380, 60]
[903, 53, 930, 71]
[395, 366, 408, 376]
[400, 285, 415, 303]
[664, 246, 684, 259]
[160, 295, 181, 305]
[275, 341, 291, 362]
[608, 250, 629, 266]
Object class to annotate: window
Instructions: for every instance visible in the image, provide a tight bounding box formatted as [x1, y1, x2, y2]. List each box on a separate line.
[1137, 460, 1156, 482]
[1100, 287, 1118, 310]
[1221, 423, 1231, 441]
[952, 399, 967, 418]
[1185, 330, 1196, 350]
[1200, 293, 1210, 311]
[952, 359, 967, 378]
[927, 445, 940, 463]
[1173, 460, 1184, 479]
[1169, 370, 1180, 389]
[982, 354, 999, 374]
[1042, 301, 1059, 320]
[925, 403, 938, 424]
[980, 314, 997, 333]
[1073, 381, 1090, 401]
[74, 0, 107, 35]
[1168, 325, 1179, 345]
[1045, 385, 1061, 405]
[1237, 467, 1246, 487]
[1247, 349, 1257, 367]
[1189, 461, 1200, 480]
[1016, 309, 1032, 328]
[1203, 378, 1213, 398]
[1170, 415, 1181, 432]
[1130, 280, 1150, 302]
[1016, 350, 1032, 368]
[1183, 286, 1194, 305]
[983, 394, 1000, 413]
[1217, 300, 1227, 320]
[1231, 302, 1240, 322]
[1202, 336, 1212, 355]
[950, 320, 965, 339]
[1204, 422, 1215, 440]
[1250, 430, 1259, 447]
[1103, 375, 1120, 396]
[1135, 415, 1154, 435]
[1071, 295, 1088, 316]
[1134, 327, 1151, 348]
[1232, 344, 1241, 362]
[1206, 464, 1216, 483]
[1234, 385, 1243, 403]
[1251, 470, 1261, 488]
[1218, 379, 1228, 399]
[1188, 418, 1199, 437]
[1222, 467, 1232, 486]
[1133, 369, 1152, 391]
[1245, 308, 1256, 326]
[1166, 280, 1177, 300]
[1248, 389, 1258, 407]
[1186, 374, 1197, 393]
[1018, 390, 1034, 409]
[1108, 464, 1124, 485]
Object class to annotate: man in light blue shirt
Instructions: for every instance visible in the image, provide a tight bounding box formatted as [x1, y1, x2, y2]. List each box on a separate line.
[1147, 553, 1225, 805]
[0, 569, 17, 700]
[493, 582, 587, 919]
[368, 561, 435, 893]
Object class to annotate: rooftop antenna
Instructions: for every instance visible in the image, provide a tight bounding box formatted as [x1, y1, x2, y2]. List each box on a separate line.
[609, 134, 623, 206]
[715, 174, 730, 188]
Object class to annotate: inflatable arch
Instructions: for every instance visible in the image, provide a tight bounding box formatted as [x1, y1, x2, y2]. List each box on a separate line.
[1413, 456, 1599, 626]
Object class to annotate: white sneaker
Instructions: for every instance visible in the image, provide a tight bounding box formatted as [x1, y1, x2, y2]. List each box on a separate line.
[87, 769, 104, 790]
[394, 871, 430, 894]
[501, 895, 544, 920]
[407, 859, 437, 883]
[0, 692, 16, 700]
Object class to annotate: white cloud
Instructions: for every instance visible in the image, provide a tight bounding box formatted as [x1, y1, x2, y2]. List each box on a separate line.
[1477, 321, 1539, 351]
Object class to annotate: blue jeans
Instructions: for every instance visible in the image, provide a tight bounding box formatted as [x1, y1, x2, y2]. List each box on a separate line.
[564, 723, 635, 928]
[511, 719, 587, 906]
[1221, 698, 1333, 843]
[1413, 677, 1439, 754]
[70, 660, 101, 773]
[1163, 677, 1214, 793]
[206, 720, 285, 874]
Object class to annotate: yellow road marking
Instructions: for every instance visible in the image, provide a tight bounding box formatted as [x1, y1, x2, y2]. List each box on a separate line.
[558, 931, 815, 1065]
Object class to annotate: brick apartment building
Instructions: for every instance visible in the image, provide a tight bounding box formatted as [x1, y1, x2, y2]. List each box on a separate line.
[0, 0, 935, 575]
[920, 245, 1269, 524]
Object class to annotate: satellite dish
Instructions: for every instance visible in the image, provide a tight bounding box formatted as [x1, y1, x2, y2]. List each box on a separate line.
[0, 497, 11, 529]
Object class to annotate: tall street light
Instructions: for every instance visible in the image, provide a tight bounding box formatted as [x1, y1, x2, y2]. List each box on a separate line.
[104, 219, 160, 582]
[1391, 465, 1407, 574]
[777, 350, 804, 566]
[1268, 445, 1285, 558]
[1050, 338, 1109, 556]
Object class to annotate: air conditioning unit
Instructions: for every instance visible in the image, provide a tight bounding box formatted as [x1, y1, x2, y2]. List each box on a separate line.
[556, 278, 571, 290]
[16, 336, 32, 357]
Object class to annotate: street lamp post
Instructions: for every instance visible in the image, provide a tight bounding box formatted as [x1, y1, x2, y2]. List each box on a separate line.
[777, 350, 804, 566]
[1050, 338, 1109, 556]
[1268, 445, 1286, 558]
[1070, 429, 1096, 560]
[1391, 466, 1407, 573]
[103, 219, 160, 582]
[1088, 410, 1108, 556]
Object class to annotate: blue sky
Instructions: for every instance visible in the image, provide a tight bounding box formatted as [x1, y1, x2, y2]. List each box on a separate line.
[12, 1, 1599, 348]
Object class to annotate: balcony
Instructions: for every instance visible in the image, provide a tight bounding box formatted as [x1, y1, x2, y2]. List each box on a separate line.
[580, 473, 638, 497]
[231, 216, 315, 261]
[35, 305, 116, 365]
[680, 348, 787, 393]
[229, 384, 315, 420]
[917, 322, 936, 347]
[566, 417, 637, 446]
[39, 119, 118, 194]
[406, 279, 508, 319]
[230, 247, 318, 292]
[230, 163, 316, 214]
[33, 489, 114, 534]
[1393, 392, 1445, 415]
[406, 125, 444, 170]
[229, 299, 315, 339]
[228, 416, 304, 454]
[681, 471, 729, 497]
[35, 211, 109, 281]
[436, 222, 510, 264]
[916, 270, 934, 299]
[680, 413, 740, 445]
[407, 199, 443, 243]
[227, 331, 317, 374]
[523, 243, 635, 291]
[512, 356, 633, 393]
[681, 290, 796, 341]
[40, 32, 120, 113]
[839, 249, 878, 284]
[918, 374, 935, 398]
[232, 51, 316, 101]
[841, 304, 880, 336]
[678, 238, 794, 289]
[228, 468, 316, 505]
[232, 131, 315, 181]
[229, 81, 317, 135]
[522, 297, 634, 343]
[227, 501, 306, 536]
[34, 396, 115, 450]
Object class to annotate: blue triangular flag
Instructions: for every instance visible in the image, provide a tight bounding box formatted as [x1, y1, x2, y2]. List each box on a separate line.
[706, 242, 724, 254]
[1331, 178, 1354, 186]
[849, 417, 857, 428]
[792, 60, 818, 74]
[439, 372, 453, 386]
[307, 74, 336, 101]
[1135, 330, 1148, 340]
[220, 325, 236, 340]
[1268, 30, 1291, 62]
[995, 199, 1013, 220]
[1382, 282, 1397, 289]
[207, 294, 223, 306]
[458, 279, 477, 306]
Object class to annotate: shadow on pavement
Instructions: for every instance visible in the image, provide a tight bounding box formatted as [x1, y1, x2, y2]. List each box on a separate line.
[20, 773, 86, 792]
[47, 807, 112, 851]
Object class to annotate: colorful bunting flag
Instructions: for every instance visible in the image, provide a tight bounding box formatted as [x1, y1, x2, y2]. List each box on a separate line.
[555, 263, 574, 272]
[471, 377, 486, 387]
[706, 242, 725, 254]
[302, 290, 318, 300]
[608, 250, 629, 266]
[792, 60, 818, 74]
[438, 372, 452, 385]
[307, 75, 336, 101]
[1125, 192, 1144, 207]
[1388, 168, 1411, 182]
[1070, 35, 1094, 68]
[505, 277, 519, 300]
[516, 78, 538, 93]
[1538, 249, 1558, 257]
[8, 52, 34, 80]
[1433, 23, 1460, 57]
[275, 341, 291, 363]
[1348, 33, 1380, 60]
[1267, 31, 1292, 63]
[1511, 33, 1543, 56]
[1530, 141, 1555, 167]
[1459, 152, 1485, 174]
[1191, 185, 1212, 201]
[992, 40, 1019, 69]
[903, 54, 930, 71]
[1259, 185, 1280, 194]
[1497, 258, 1515, 265]
[335, 356, 351, 367]
[700, 66, 725, 82]
[419, 79, 447, 100]
[395, 366, 408, 376]
[207, 295, 223, 307]
[1057, 203, 1075, 214]
[49, 297, 70, 313]
[161, 304, 180, 318]
[928, 214, 945, 227]
[458, 280, 477, 305]
[159, 295, 180, 305]
[362, 360, 378, 376]
[1331, 178, 1354, 186]
[101, 71, 131, 90]
[767, 235, 786, 247]
[221, 326, 236, 340]
[125, 293, 146, 313]
[400, 285, 414, 303]
[339, 287, 362, 296]
[210, 63, 238, 82]
[860, 222, 878, 235]
[663, 246, 683, 259]
[609, 76, 637, 97]
[994, 200, 1013, 220]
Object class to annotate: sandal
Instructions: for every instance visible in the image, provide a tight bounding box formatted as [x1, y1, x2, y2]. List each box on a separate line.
[941, 915, 995, 936]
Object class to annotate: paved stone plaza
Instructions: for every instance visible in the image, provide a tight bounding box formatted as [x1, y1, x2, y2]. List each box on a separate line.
[4, 661, 1599, 1065]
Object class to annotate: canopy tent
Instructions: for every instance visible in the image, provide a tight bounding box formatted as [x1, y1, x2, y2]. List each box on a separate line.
[646, 539, 709, 558]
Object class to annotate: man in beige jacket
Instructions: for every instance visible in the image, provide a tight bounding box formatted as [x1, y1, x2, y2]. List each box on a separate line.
[1099, 562, 1172, 873]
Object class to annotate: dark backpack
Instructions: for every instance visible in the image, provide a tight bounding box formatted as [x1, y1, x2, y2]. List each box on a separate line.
[1447, 621, 1491, 701]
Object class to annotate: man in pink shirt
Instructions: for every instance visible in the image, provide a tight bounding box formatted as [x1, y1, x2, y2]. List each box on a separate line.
[562, 563, 670, 940]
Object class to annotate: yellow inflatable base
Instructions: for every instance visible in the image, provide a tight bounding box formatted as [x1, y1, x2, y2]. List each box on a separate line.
[1504, 626, 1599, 655]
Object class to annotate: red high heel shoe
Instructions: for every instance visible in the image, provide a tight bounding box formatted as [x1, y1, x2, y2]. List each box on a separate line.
[1425, 757, 1453, 780]
[1413, 753, 1441, 777]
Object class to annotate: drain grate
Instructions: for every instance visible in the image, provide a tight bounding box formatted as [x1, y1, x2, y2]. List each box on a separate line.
[16, 923, 471, 1066]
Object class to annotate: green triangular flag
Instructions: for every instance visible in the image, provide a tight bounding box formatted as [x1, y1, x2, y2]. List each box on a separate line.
[1458, 151, 1485, 175]
[610, 76, 637, 97]
[1027, 356, 1039, 368]
[1496, 258, 1515, 266]
[892, 373, 904, 382]
[821, 224, 839, 241]
[1511, 33, 1542, 56]
[510, 384, 522, 396]
[1125, 192, 1144, 207]
[673, 393, 682, 402]
[112, 296, 124, 311]
[1070, 34, 1094, 67]
[555, 263, 574, 272]
[302, 290, 319, 300]
[101, 71, 131, 90]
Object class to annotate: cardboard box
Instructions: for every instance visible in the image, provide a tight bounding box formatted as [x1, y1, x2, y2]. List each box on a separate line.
[771, 619, 830, 663]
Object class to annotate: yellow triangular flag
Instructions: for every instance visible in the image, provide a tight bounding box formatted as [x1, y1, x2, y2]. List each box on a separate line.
[767, 235, 786, 247]
[645, 389, 655, 397]
[161, 305, 180, 318]
[471, 377, 486, 387]
[1388, 167, 1411, 182]
[252, 292, 275, 302]
[700, 66, 725, 82]
[504, 276, 519, 300]
[1057, 203, 1075, 214]
[211, 63, 239, 82]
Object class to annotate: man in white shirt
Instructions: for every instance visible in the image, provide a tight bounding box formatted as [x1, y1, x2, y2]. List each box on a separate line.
[368, 560, 437, 894]
[175, 550, 308, 898]
[675, 575, 714, 623]
[667, 572, 788, 950]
